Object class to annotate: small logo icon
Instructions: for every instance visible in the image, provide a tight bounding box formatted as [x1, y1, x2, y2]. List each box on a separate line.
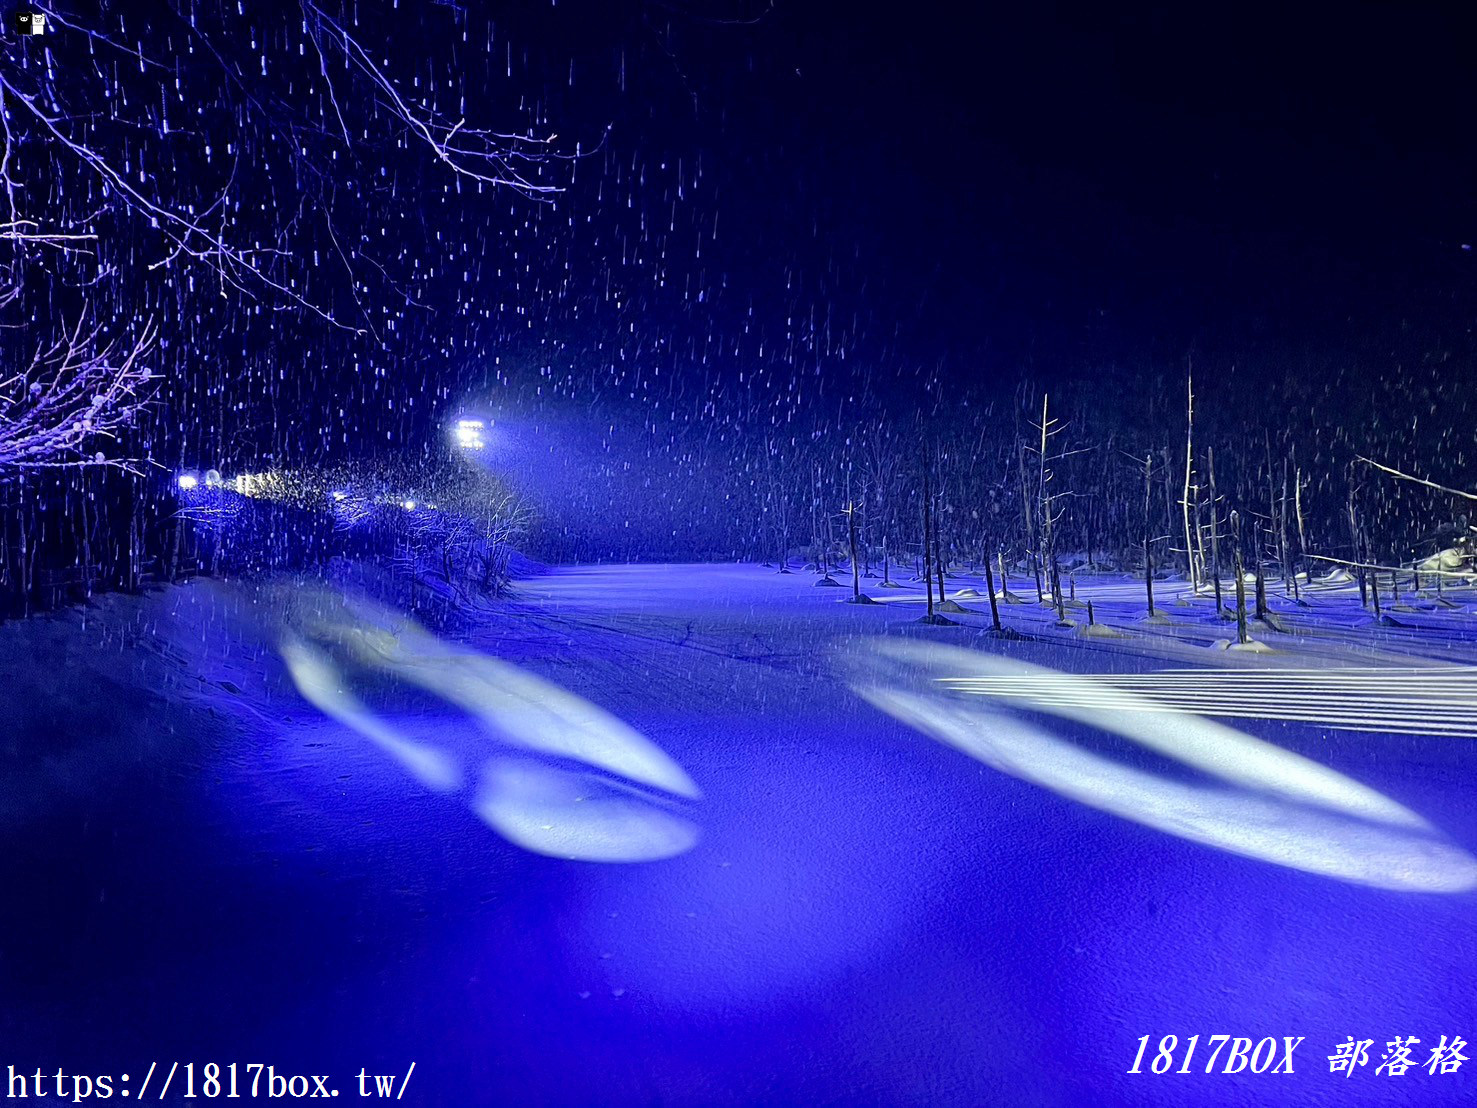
[14, 8, 47, 35]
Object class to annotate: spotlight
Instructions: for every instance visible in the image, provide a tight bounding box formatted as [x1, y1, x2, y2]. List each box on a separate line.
[176, 473, 199, 490]
[454, 419, 486, 450]
[402, 499, 417, 511]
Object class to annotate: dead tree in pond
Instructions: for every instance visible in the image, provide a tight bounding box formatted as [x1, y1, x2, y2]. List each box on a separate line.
[1292, 454, 1310, 597]
[1207, 446, 1224, 616]
[865, 437, 900, 585]
[933, 500, 947, 607]
[763, 436, 795, 572]
[1143, 452, 1157, 618]
[982, 545, 1003, 631]
[1253, 517, 1269, 622]
[1181, 371, 1202, 593]
[1161, 446, 1180, 581]
[845, 499, 868, 603]
[1276, 452, 1294, 595]
[1029, 394, 1069, 623]
[921, 454, 936, 620]
[1230, 509, 1250, 645]
[1017, 439, 1043, 603]
[1345, 463, 1368, 607]
[928, 444, 946, 601]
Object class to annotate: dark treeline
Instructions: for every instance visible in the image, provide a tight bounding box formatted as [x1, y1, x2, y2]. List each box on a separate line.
[0, 469, 339, 618]
[0, 450, 531, 619]
[3, 366, 1473, 615]
[520, 362, 1477, 580]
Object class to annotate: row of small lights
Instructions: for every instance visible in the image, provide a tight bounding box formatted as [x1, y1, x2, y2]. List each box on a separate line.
[175, 418, 488, 507]
[178, 471, 437, 513]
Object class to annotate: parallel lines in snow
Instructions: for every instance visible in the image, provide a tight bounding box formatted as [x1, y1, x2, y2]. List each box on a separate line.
[938, 667, 1477, 737]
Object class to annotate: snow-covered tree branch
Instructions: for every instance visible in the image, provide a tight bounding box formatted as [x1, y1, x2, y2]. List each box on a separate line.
[0, 309, 156, 472]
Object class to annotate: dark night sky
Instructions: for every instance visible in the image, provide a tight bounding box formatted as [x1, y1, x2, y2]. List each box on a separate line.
[8, 0, 1476, 560]
[406, 0, 1473, 557]
[573, 0, 1477, 387]
[836, 5, 1465, 341]
[375, 0, 1470, 460]
[20, 1, 1477, 464]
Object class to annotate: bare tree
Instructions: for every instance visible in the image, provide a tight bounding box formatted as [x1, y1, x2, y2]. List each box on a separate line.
[1181, 370, 1201, 593]
[1206, 446, 1224, 616]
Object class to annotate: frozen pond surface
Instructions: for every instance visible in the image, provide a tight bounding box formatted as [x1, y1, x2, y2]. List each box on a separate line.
[2, 562, 1475, 1106]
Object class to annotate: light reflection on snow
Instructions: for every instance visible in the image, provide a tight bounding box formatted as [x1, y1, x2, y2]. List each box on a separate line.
[281, 633, 465, 794]
[847, 641, 1477, 893]
[940, 666, 1477, 738]
[475, 757, 700, 862]
[278, 588, 700, 862]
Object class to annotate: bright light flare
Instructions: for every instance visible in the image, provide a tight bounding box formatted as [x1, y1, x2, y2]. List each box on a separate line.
[453, 418, 486, 450]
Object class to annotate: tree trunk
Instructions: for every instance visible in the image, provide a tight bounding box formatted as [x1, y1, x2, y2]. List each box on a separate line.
[1346, 473, 1366, 607]
[1231, 509, 1249, 645]
[1161, 447, 1178, 576]
[983, 548, 1002, 631]
[1292, 462, 1308, 599]
[1144, 535, 1155, 618]
[1051, 555, 1066, 623]
[1278, 455, 1294, 593]
[1207, 447, 1223, 615]
[1183, 371, 1198, 592]
[933, 509, 946, 608]
[1254, 525, 1268, 622]
[1143, 453, 1155, 617]
[848, 505, 860, 601]
[921, 461, 935, 619]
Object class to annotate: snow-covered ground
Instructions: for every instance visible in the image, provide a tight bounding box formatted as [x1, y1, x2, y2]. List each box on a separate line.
[2, 562, 1475, 1106]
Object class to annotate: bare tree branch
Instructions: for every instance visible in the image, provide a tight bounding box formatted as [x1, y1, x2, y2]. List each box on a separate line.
[0, 306, 157, 473]
[1356, 455, 1477, 503]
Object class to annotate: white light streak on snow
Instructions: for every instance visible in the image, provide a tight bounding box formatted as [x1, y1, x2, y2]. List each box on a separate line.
[848, 641, 1477, 893]
[280, 589, 701, 863]
[474, 757, 699, 862]
[940, 667, 1477, 738]
[280, 633, 463, 793]
[319, 594, 702, 801]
